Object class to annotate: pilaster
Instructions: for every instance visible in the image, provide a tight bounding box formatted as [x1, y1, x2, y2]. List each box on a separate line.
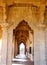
[38, 29, 46, 65]
[34, 23, 46, 65]
[1, 23, 8, 65]
[7, 27, 13, 65]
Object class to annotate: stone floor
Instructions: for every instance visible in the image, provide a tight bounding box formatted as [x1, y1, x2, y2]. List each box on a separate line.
[12, 54, 34, 65]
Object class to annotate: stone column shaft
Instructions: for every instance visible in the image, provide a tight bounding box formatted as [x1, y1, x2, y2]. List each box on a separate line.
[38, 30, 46, 65]
[7, 28, 13, 65]
[34, 29, 40, 65]
[1, 26, 8, 65]
[34, 28, 46, 65]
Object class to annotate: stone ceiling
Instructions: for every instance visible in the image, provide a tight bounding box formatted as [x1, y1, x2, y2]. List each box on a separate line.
[0, 0, 47, 28]
[0, 0, 47, 6]
[0, 0, 47, 39]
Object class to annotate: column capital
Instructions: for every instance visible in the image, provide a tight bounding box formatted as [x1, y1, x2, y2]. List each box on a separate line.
[1, 22, 9, 30]
[37, 23, 46, 30]
[38, 5, 45, 30]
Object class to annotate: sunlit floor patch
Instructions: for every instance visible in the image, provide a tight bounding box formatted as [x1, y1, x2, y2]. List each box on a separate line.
[15, 54, 27, 59]
[12, 58, 28, 61]
[12, 64, 25, 65]
[12, 54, 34, 65]
[12, 54, 29, 62]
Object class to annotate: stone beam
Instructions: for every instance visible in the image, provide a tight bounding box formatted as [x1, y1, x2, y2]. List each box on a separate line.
[8, 2, 39, 8]
[0, 0, 46, 7]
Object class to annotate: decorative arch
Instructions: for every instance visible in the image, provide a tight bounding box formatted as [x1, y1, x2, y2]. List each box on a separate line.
[13, 20, 33, 43]
[13, 20, 34, 57]
[18, 41, 26, 54]
[18, 42, 26, 54]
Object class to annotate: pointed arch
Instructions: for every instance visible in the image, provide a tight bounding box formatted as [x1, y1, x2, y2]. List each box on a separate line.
[13, 20, 34, 57]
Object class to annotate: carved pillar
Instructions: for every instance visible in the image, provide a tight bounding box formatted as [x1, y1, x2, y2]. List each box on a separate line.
[7, 27, 13, 65]
[45, 28, 47, 65]
[38, 28, 46, 65]
[34, 24, 46, 65]
[1, 23, 8, 65]
[34, 28, 40, 65]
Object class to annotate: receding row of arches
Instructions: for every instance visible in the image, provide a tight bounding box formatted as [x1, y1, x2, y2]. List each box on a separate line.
[13, 20, 34, 61]
[0, 20, 34, 62]
[19, 42, 25, 54]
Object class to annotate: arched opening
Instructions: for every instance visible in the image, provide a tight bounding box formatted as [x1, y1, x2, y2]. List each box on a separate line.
[13, 20, 34, 61]
[19, 43, 25, 55]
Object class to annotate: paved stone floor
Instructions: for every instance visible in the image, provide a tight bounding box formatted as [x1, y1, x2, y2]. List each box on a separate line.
[12, 54, 34, 65]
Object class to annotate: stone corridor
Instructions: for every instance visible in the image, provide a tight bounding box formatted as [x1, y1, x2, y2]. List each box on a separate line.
[12, 54, 34, 65]
[0, 0, 47, 65]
